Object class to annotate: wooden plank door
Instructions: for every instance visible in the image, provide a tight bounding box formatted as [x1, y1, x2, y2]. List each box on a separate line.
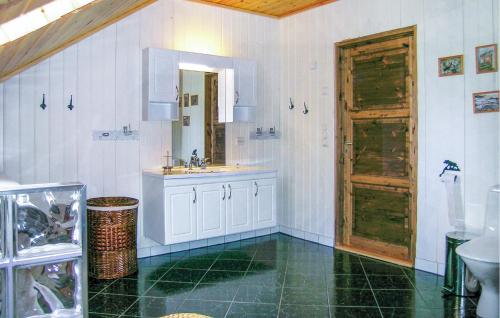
[336, 27, 417, 265]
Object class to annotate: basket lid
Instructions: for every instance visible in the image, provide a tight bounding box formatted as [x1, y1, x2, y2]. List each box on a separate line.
[87, 197, 139, 208]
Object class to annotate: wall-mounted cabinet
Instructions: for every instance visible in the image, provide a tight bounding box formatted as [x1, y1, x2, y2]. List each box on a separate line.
[143, 171, 276, 245]
[142, 48, 180, 121]
[233, 58, 257, 122]
[143, 48, 257, 123]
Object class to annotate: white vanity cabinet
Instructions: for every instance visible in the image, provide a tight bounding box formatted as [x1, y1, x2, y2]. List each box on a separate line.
[165, 186, 197, 244]
[142, 48, 180, 121]
[196, 183, 226, 239]
[253, 178, 277, 230]
[143, 169, 276, 246]
[226, 181, 253, 234]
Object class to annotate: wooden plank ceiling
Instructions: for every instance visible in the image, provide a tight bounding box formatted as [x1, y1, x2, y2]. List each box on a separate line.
[0, 0, 156, 82]
[190, 0, 338, 17]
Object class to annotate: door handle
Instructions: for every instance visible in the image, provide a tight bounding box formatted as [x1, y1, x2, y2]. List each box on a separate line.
[176, 85, 179, 101]
[222, 185, 226, 200]
[193, 187, 196, 204]
[228, 184, 232, 200]
[254, 181, 258, 197]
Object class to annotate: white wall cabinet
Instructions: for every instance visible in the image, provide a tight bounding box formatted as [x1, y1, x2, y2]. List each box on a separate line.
[226, 181, 253, 234]
[196, 183, 226, 239]
[165, 185, 197, 244]
[233, 58, 257, 122]
[142, 48, 180, 121]
[253, 178, 277, 230]
[143, 171, 276, 245]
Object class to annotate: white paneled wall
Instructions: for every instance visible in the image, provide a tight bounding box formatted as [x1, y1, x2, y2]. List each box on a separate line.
[0, 0, 281, 249]
[1, 0, 498, 274]
[279, 0, 499, 274]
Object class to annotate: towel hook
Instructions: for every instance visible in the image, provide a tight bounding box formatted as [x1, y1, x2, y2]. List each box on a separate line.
[303, 102, 309, 114]
[289, 97, 294, 110]
[40, 93, 47, 110]
[67, 95, 74, 111]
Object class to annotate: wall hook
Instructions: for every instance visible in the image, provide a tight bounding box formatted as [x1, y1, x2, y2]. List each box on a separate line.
[40, 94, 47, 110]
[67, 95, 74, 111]
[302, 102, 309, 114]
[289, 97, 294, 110]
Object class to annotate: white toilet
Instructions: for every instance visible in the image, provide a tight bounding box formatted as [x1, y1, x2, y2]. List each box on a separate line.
[456, 185, 500, 318]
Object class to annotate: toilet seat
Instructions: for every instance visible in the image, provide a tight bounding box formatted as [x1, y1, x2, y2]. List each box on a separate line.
[456, 236, 499, 263]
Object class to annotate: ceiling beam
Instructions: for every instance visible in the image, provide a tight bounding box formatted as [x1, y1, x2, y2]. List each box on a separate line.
[0, 0, 157, 82]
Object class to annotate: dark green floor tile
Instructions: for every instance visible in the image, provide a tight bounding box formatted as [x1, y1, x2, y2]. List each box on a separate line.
[226, 302, 279, 317]
[242, 270, 285, 287]
[373, 289, 424, 308]
[282, 287, 329, 305]
[360, 260, 405, 275]
[330, 306, 381, 318]
[88, 292, 98, 301]
[380, 307, 445, 318]
[420, 292, 477, 310]
[125, 266, 170, 281]
[88, 293, 137, 315]
[122, 297, 182, 317]
[104, 278, 154, 296]
[249, 259, 286, 271]
[285, 273, 326, 289]
[328, 288, 377, 307]
[405, 269, 444, 290]
[326, 261, 365, 275]
[88, 277, 114, 293]
[160, 268, 207, 283]
[234, 284, 282, 304]
[278, 304, 330, 318]
[326, 274, 370, 289]
[218, 250, 254, 260]
[201, 269, 246, 283]
[211, 259, 251, 271]
[174, 258, 215, 270]
[177, 300, 230, 318]
[187, 283, 239, 301]
[89, 314, 118, 318]
[145, 281, 194, 299]
[368, 275, 414, 290]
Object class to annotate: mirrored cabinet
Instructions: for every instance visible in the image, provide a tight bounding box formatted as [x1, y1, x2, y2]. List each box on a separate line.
[142, 48, 257, 123]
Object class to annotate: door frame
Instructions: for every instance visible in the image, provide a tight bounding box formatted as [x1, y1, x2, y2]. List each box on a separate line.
[334, 26, 418, 267]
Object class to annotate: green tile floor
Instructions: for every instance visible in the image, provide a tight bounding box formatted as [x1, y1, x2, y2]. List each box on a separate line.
[88, 234, 478, 318]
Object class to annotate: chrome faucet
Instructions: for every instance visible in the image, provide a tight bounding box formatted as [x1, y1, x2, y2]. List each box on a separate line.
[200, 158, 210, 169]
[189, 149, 199, 170]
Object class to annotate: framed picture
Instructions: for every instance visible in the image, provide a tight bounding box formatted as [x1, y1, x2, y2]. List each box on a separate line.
[476, 44, 498, 74]
[190, 94, 199, 106]
[473, 90, 499, 114]
[183, 93, 190, 107]
[183, 115, 191, 126]
[438, 55, 464, 77]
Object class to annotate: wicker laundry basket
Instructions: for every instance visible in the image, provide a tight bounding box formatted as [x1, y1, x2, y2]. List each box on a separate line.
[87, 197, 139, 279]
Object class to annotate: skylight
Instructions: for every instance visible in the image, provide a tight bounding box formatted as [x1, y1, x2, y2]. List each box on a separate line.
[0, 0, 94, 46]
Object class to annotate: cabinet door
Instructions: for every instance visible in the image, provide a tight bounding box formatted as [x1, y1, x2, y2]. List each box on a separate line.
[234, 59, 256, 107]
[226, 181, 253, 234]
[148, 48, 179, 103]
[196, 183, 226, 239]
[253, 178, 277, 230]
[165, 185, 197, 244]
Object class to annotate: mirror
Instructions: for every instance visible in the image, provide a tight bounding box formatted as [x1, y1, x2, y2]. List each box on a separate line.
[172, 70, 226, 166]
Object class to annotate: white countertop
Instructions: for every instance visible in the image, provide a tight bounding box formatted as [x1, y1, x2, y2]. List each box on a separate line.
[143, 165, 277, 179]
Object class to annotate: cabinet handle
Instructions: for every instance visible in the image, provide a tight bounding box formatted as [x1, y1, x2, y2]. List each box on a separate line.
[176, 85, 179, 101]
[254, 181, 258, 197]
[235, 91, 239, 105]
[222, 185, 226, 200]
[228, 184, 232, 200]
[193, 187, 196, 203]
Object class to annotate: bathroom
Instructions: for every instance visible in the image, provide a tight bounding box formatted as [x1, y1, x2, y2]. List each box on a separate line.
[0, 0, 499, 317]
